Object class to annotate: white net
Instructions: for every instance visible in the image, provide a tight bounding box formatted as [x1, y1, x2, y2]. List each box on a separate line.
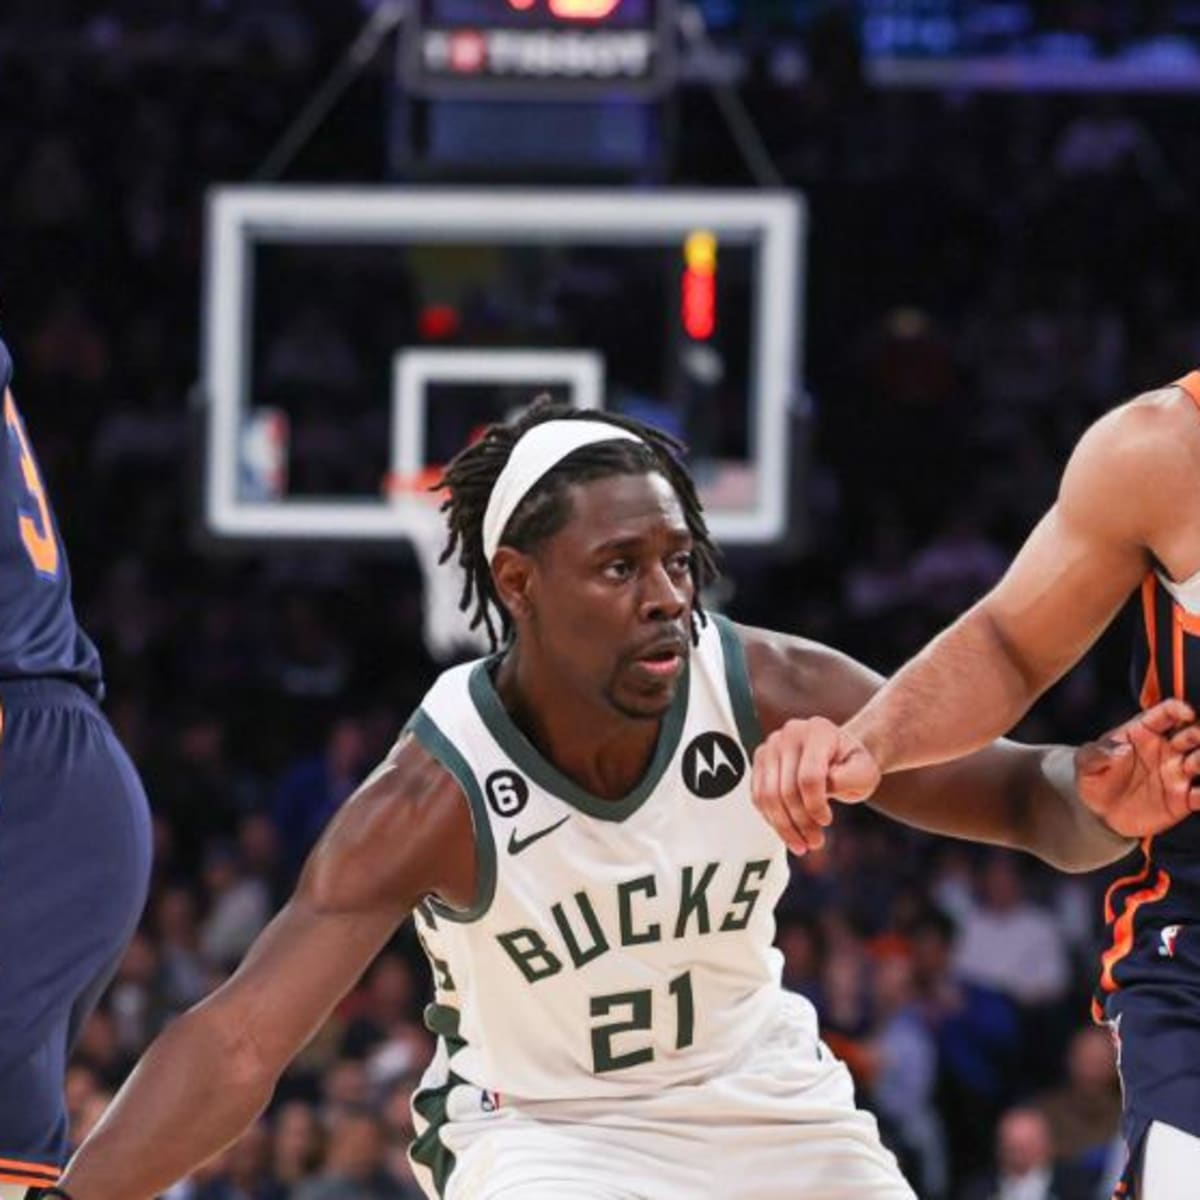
[405, 498, 491, 664]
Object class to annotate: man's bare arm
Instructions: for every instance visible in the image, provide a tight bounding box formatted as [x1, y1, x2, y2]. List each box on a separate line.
[741, 624, 1193, 871]
[59, 735, 475, 1200]
[844, 394, 1188, 774]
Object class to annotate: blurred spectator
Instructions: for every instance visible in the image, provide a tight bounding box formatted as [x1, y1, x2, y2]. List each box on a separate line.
[163, 1148, 238, 1200]
[815, 918, 873, 1083]
[322, 1059, 374, 1113]
[843, 510, 914, 620]
[1035, 1027, 1122, 1168]
[272, 1100, 324, 1194]
[274, 717, 369, 879]
[1052, 98, 1173, 186]
[954, 854, 1071, 1009]
[380, 1077, 422, 1190]
[192, 1122, 277, 1200]
[962, 1106, 1097, 1200]
[337, 953, 434, 1096]
[955, 854, 1075, 1091]
[174, 593, 263, 696]
[200, 840, 273, 970]
[778, 913, 825, 1007]
[238, 811, 288, 905]
[146, 711, 262, 877]
[72, 1009, 130, 1090]
[910, 907, 1021, 1185]
[65, 1062, 106, 1154]
[107, 929, 170, 1055]
[340, 953, 419, 1060]
[266, 595, 353, 701]
[293, 1107, 414, 1200]
[906, 510, 1006, 619]
[154, 884, 214, 1011]
[868, 951, 947, 1199]
[70, 1086, 113, 1154]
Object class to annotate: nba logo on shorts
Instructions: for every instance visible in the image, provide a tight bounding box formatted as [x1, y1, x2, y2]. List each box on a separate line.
[1158, 924, 1182, 958]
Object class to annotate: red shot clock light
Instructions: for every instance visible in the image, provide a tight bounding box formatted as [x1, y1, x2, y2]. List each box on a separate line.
[682, 231, 717, 342]
[510, 0, 625, 17]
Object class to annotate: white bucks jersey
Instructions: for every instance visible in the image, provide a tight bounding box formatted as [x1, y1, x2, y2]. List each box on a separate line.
[407, 613, 788, 1116]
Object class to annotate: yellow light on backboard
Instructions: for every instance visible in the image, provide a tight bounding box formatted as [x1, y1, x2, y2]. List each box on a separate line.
[684, 230, 717, 274]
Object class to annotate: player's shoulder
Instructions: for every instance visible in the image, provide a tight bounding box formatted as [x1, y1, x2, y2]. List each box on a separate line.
[729, 621, 882, 734]
[374, 720, 478, 840]
[381, 725, 465, 801]
[1064, 381, 1200, 520]
[304, 728, 474, 915]
[1083, 381, 1200, 463]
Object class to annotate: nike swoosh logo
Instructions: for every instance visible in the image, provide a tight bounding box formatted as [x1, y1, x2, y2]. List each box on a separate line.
[508, 815, 571, 855]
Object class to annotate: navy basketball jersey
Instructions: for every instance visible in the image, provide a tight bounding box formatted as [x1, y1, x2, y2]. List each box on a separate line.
[1093, 371, 1200, 1018]
[0, 338, 103, 697]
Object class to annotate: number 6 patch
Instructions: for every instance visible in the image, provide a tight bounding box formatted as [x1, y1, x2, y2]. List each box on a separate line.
[485, 769, 529, 817]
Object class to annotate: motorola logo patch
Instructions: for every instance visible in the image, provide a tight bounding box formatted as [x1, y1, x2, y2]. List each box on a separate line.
[485, 769, 529, 817]
[682, 732, 745, 799]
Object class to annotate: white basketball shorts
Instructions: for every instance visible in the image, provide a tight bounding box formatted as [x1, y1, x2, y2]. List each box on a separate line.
[412, 991, 915, 1200]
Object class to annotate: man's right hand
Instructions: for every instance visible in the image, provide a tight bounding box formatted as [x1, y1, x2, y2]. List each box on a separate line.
[750, 716, 883, 855]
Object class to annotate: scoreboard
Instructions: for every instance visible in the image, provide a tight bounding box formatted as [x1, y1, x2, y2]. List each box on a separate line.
[406, 0, 676, 98]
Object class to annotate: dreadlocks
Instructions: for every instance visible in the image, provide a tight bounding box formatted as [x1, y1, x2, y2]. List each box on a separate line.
[434, 396, 720, 649]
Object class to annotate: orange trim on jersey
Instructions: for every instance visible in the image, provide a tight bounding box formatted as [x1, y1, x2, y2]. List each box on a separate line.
[1174, 604, 1187, 699]
[1140, 575, 1162, 708]
[1103, 839, 1154, 924]
[1090, 995, 1105, 1025]
[0, 1157, 59, 1183]
[0, 1172, 60, 1187]
[1099, 865, 1172, 993]
[1175, 371, 1200, 409]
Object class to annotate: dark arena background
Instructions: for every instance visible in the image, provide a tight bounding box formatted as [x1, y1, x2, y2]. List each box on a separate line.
[7, 1, 1200, 1196]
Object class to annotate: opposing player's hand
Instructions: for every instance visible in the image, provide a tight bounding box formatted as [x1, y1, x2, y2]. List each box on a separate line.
[1075, 699, 1200, 839]
[751, 716, 883, 855]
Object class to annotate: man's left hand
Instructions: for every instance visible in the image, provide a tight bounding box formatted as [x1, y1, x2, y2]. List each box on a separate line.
[1076, 698, 1200, 839]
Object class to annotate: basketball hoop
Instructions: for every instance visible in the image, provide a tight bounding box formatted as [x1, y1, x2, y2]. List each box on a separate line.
[403, 497, 492, 664]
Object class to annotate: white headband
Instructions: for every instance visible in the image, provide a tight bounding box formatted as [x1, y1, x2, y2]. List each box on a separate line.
[483, 420, 644, 561]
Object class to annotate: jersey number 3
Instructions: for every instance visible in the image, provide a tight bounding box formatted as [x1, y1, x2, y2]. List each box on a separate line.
[5, 393, 60, 578]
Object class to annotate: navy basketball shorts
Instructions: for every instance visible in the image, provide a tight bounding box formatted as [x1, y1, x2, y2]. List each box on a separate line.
[1104, 981, 1200, 1196]
[0, 679, 151, 1184]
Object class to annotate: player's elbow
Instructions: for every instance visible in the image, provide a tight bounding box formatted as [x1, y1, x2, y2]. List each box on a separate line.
[1011, 789, 1135, 875]
[1052, 829, 1138, 874]
[178, 999, 281, 1103]
[1031, 842, 1095, 875]
[1011, 828, 1099, 875]
[973, 603, 1055, 706]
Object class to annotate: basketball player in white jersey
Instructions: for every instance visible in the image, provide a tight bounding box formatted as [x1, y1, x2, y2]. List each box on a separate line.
[50, 400, 1200, 1200]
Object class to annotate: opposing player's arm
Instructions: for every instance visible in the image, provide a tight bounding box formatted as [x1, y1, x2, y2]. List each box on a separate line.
[741, 623, 1168, 871]
[59, 733, 476, 1200]
[845, 396, 1184, 774]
